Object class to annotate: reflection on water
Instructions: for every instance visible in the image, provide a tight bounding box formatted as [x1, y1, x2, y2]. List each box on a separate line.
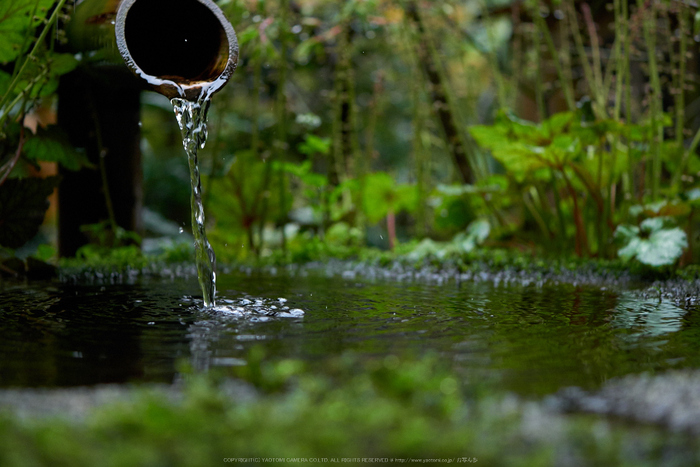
[1, 270, 700, 395]
[612, 294, 686, 339]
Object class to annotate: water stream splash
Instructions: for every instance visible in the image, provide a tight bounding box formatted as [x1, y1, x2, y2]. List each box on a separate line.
[171, 97, 217, 308]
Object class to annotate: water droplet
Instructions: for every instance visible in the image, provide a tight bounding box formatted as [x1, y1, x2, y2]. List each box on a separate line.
[179, 227, 184, 234]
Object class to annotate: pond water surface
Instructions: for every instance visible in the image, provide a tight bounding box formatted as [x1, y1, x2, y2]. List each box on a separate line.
[2, 270, 700, 396]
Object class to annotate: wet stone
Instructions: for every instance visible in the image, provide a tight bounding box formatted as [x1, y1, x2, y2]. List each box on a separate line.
[549, 370, 700, 434]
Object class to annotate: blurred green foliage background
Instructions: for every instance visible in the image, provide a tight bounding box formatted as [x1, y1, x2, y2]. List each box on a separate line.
[3, 0, 700, 270]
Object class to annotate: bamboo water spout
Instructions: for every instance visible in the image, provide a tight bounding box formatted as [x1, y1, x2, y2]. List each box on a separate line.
[66, 0, 238, 100]
[115, 0, 238, 100]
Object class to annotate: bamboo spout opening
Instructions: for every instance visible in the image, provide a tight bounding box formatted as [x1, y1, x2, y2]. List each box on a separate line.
[115, 0, 238, 100]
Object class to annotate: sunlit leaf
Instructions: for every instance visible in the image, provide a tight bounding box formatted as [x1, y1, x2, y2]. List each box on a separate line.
[362, 172, 416, 224]
[297, 134, 331, 156]
[0, 0, 54, 63]
[615, 218, 687, 267]
[466, 218, 490, 244]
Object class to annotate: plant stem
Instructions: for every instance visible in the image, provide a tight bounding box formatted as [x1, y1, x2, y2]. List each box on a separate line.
[0, 124, 25, 187]
[275, 0, 289, 253]
[581, 3, 603, 99]
[550, 170, 568, 245]
[622, 0, 634, 202]
[387, 209, 396, 251]
[677, 127, 700, 190]
[86, 92, 118, 237]
[251, 35, 270, 257]
[533, 25, 546, 120]
[671, 7, 689, 191]
[568, 1, 599, 113]
[561, 168, 589, 256]
[405, 2, 478, 183]
[675, 7, 687, 147]
[523, 189, 552, 239]
[638, 0, 662, 200]
[361, 72, 384, 236]
[531, 1, 576, 111]
[480, 0, 507, 108]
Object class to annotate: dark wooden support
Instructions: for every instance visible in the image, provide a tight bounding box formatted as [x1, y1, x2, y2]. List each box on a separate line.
[57, 69, 143, 257]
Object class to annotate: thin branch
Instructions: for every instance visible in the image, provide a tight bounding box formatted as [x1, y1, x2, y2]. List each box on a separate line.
[0, 124, 25, 187]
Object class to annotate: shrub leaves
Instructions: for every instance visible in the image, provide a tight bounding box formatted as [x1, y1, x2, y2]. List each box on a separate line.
[0, 176, 60, 248]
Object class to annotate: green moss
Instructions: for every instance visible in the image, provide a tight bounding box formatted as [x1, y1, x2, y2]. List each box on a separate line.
[0, 352, 698, 466]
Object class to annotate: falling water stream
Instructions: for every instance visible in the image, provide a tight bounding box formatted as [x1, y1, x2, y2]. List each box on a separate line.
[171, 97, 217, 308]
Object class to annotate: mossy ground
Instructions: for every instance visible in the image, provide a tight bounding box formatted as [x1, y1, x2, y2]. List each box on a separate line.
[1, 351, 699, 467]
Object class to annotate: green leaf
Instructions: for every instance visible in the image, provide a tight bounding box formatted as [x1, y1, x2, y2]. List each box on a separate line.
[22, 125, 93, 170]
[0, 0, 54, 64]
[407, 238, 442, 261]
[0, 175, 60, 249]
[362, 173, 417, 224]
[466, 218, 490, 244]
[294, 37, 322, 64]
[33, 243, 55, 261]
[237, 25, 259, 47]
[395, 184, 418, 214]
[297, 134, 331, 156]
[542, 111, 575, 138]
[48, 52, 79, 76]
[613, 224, 639, 242]
[615, 218, 687, 267]
[363, 172, 395, 224]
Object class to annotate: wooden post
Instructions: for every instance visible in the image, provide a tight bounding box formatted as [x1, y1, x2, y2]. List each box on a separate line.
[57, 69, 143, 256]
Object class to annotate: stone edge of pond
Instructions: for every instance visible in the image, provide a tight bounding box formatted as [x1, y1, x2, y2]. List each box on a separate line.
[0, 378, 258, 422]
[55, 252, 700, 304]
[548, 369, 700, 435]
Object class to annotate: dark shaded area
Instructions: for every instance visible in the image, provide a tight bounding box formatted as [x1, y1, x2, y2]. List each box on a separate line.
[57, 70, 143, 257]
[124, 0, 226, 81]
[0, 282, 193, 387]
